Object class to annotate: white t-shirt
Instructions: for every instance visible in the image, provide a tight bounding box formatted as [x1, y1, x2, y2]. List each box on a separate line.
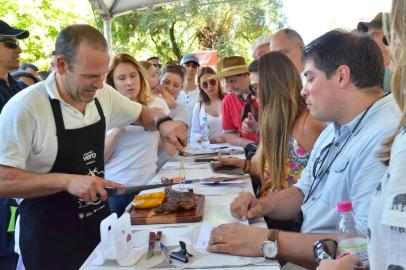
[0, 71, 142, 173]
[104, 97, 169, 186]
[0, 72, 142, 256]
[368, 129, 406, 270]
[177, 88, 199, 128]
[190, 102, 223, 143]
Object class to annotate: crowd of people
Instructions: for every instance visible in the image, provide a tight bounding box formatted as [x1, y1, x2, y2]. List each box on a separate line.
[0, 0, 404, 269]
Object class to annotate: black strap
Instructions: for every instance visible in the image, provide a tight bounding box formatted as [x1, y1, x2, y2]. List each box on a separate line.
[49, 97, 104, 137]
[49, 98, 65, 137]
[93, 98, 105, 120]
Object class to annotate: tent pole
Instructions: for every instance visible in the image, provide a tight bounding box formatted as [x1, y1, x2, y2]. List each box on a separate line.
[103, 17, 112, 54]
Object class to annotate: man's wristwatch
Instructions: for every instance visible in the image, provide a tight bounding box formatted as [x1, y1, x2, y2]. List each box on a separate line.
[261, 229, 279, 259]
[156, 115, 173, 130]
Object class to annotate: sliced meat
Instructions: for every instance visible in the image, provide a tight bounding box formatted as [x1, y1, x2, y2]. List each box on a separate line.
[155, 188, 196, 214]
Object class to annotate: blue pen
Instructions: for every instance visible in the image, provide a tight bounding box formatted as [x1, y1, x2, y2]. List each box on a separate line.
[160, 242, 172, 263]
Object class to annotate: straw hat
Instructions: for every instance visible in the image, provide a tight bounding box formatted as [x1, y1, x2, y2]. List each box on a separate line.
[216, 56, 249, 78]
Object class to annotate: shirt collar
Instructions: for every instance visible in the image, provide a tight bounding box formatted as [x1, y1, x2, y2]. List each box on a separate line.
[237, 92, 253, 102]
[333, 93, 391, 137]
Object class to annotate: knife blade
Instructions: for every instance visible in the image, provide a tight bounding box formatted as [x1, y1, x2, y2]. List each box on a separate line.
[105, 182, 176, 197]
[147, 231, 156, 259]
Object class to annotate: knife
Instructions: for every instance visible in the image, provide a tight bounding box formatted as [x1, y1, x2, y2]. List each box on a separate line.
[104, 178, 205, 198]
[147, 232, 156, 259]
[104, 182, 177, 197]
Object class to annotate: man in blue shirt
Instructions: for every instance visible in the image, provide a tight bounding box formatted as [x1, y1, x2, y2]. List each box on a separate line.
[207, 30, 400, 269]
[0, 20, 29, 270]
[0, 20, 29, 112]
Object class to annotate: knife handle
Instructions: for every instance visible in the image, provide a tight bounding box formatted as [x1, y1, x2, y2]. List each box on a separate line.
[105, 187, 116, 196]
[96, 187, 116, 199]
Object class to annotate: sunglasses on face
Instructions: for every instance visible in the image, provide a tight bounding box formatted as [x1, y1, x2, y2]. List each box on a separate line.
[185, 62, 198, 69]
[201, 79, 217, 89]
[153, 63, 162, 69]
[250, 83, 258, 93]
[0, 39, 19, 49]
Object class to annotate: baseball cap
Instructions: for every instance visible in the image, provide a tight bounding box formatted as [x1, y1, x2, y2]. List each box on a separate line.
[357, 12, 383, 32]
[180, 54, 200, 66]
[251, 34, 272, 58]
[0, 20, 29, 39]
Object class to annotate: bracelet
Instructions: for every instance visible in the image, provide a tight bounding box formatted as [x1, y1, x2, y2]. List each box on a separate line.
[156, 115, 173, 130]
[242, 159, 248, 171]
[243, 159, 251, 173]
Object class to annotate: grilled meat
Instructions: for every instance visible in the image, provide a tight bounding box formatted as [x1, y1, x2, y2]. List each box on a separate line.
[155, 187, 196, 214]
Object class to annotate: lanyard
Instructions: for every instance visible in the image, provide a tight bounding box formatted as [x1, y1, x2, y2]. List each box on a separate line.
[303, 96, 383, 204]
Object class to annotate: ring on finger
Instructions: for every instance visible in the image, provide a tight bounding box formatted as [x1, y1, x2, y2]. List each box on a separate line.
[217, 235, 223, 242]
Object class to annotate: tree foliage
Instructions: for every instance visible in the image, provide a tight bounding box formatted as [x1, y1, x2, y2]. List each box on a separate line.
[102, 0, 286, 62]
[1, 0, 286, 69]
[0, 0, 94, 70]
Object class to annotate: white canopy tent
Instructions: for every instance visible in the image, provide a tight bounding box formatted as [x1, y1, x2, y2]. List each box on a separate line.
[89, 0, 181, 52]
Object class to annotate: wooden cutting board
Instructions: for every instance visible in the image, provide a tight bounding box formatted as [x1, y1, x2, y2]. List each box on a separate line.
[130, 194, 205, 225]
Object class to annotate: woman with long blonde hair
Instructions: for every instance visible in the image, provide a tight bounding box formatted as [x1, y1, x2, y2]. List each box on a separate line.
[220, 51, 324, 195]
[257, 51, 325, 194]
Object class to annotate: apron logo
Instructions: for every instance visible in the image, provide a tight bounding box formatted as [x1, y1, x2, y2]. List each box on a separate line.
[83, 150, 97, 165]
[77, 198, 106, 220]
[78, 199, 102, 208]
[88, 167, 104, 177]
[76, 167, 106, 219]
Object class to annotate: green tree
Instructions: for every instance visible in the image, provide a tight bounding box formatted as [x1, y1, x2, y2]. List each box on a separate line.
[102, 0, 286, 63]
[0, 0, 94, 70]
[2, 0, 286, 69]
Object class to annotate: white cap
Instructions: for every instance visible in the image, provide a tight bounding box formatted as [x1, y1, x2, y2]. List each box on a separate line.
[250, 34, 272, 58]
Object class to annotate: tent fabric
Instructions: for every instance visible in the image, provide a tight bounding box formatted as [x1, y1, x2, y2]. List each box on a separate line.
[89, 0, 181, 18]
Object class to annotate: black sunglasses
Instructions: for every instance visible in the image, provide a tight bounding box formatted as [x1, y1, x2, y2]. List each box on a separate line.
[201, 79, 217, 89]
[153, 63, 162, 69]
[184, 62, 199, 69]
[313, 238, 337, 264]
[312, 141, 333, 180]
[250, 83, 258, 93]
[0, 39, 19, 49]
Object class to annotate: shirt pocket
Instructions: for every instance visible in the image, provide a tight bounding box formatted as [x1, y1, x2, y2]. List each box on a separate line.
[333, 158, 350, 173]
[320, 156, 351, 207]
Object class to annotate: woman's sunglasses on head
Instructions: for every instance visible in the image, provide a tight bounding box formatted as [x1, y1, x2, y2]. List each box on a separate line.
[0, 38, 19, 49]
[201, 79, 217, 89]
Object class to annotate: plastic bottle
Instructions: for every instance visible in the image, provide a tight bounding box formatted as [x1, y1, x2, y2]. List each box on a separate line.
[200, 116, 210, 147]
[337, 201, 369, 268]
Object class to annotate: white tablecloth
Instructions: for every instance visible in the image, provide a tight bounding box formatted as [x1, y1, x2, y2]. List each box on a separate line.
[80, 144, 280, 270]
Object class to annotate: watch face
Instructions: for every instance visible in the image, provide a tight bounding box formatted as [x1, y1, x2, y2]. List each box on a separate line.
[262, 241, 277, 259]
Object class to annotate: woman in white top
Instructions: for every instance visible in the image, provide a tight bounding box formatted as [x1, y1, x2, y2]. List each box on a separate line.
[156, 64, 190, 168]
[104, 53, 170, 216]
[190, 67, 226, 143]
[317, 1, 406, 269]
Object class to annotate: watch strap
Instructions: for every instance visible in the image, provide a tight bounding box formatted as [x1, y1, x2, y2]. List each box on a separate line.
[156, 115, 173, 130]
[267, 229, 279, 242]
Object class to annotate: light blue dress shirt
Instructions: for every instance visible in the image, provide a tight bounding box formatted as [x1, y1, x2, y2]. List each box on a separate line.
[295, 94, 400, 234]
